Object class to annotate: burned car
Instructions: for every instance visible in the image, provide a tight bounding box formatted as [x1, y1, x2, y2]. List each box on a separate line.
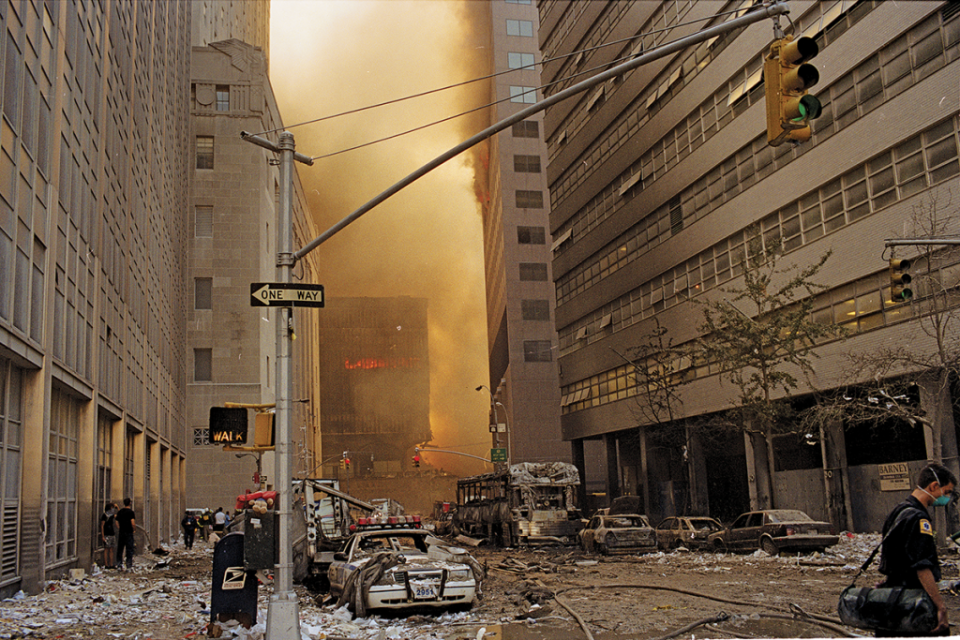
[328, 517, 480, 615]
[655, 516, 723, 550]
[707, 509, 839, 555]
[579, 513, 657, 555]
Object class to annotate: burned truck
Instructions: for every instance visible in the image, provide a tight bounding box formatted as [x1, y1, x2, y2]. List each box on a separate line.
[454, 462, 583, 546]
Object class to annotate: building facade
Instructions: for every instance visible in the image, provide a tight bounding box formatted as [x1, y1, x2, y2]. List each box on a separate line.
[540, 1, 960, 528]
[185, 38, 323, 510]
[316, 296, 430, 477]
[0, 1, 191, 595]
[478, 0, 569, 466]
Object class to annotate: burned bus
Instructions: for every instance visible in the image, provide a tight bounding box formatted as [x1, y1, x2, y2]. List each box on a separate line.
[454, 462, 583, 546]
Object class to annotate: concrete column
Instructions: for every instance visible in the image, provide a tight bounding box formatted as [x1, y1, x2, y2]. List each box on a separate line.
[604, 432, 620, 500]
[19, 366, 49, 594]
[639, 428, 651, 516]
[132, 431, 145, 544]
[820, 418, 854, 532]
[149, 440, 161, 548]
[686, 424, 710, 515]
[76, 396, 96, 570]
[571, 439, 586, 514]
[744, 428, 773, 510]
[918, 376, 960, 541]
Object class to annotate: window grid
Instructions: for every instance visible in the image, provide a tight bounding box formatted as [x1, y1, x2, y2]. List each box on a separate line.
[196, 136, 213, 170]
[509, 85, 537, 104]
[557, 116, 960, 358]
[560, 249, 960, 416]
[549, 1, 884, 227]
[512, 121, 539, 138]
[517, 226, 546, 244]
[554, 11, 960, 302]
[516, 190, 543, 208]
[506, 19, 533, 37]
[514, 154, 541, 173]
[508, 52, 535, 70]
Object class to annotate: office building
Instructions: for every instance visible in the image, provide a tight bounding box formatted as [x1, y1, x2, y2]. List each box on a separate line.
[540, 1, 960, 527]
[478, 0, 569, 466]
[316, 296, 430, 476]
[0, 1, 191, 595]
[185, 37, 323, 510]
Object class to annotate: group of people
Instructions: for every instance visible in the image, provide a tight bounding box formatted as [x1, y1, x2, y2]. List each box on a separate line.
[179, 506, 232, 550]
[98, 498, 136, 571]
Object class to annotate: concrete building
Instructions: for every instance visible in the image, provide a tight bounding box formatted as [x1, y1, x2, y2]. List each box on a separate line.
[185, 38, 322, 510]
[315, 297, 430, 477]
[478, 0, 569, 466]
[0, 1, 192, 595]
[540, 1, 960, 528]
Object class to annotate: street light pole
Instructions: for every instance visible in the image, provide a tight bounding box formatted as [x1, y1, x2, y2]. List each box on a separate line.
[475, 385, 500, 450]
[240, 129, 314, 640]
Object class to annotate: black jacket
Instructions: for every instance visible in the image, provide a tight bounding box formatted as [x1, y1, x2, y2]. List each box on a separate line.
[878, 496, 940, 588]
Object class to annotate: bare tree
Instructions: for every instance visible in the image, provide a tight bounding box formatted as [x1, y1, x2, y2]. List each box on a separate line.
[696, 233, 840, 507]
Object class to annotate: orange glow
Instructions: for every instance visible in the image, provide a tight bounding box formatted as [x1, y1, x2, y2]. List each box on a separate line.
[343, 356, 422, 370]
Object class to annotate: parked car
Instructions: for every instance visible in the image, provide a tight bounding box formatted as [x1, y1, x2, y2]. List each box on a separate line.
[327, 520, 478, 613]
[579, 513, 657, 555]
[655, 516, 723, 550]
[707, 509, 839, 555]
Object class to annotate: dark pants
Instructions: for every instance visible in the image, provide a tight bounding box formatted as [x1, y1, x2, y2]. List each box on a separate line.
[117, 532, 135, 568]
[183, 529, 195, 549]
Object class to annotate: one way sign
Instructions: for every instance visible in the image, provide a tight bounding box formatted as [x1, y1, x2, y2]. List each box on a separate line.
[250, 283, 325, 308]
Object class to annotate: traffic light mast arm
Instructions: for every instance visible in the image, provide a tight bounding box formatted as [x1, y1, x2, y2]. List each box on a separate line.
[415, 446, 495, 464]
[290, 2, 790, 260]
[885, 238, 960, 247]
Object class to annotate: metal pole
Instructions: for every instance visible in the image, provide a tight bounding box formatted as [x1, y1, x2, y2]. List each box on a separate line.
[266, 131, 299, 640]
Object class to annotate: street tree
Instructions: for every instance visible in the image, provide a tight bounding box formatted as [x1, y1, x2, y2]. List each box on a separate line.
[696, 232, 840, 508]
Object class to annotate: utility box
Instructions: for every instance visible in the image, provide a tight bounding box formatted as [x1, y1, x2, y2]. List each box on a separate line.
[243, 510, 278, 570]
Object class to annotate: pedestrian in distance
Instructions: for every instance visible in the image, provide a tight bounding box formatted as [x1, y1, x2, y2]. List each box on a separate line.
[99, 502, 117, 569]
[115, 497, 137, 571]
[181, 511, 198, 550]
[878, 462, 957, 636]
[213, 506, 226, 533]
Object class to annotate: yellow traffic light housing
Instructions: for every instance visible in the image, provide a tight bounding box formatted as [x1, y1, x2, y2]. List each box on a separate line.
[889, 258, 913, 303]
[764, 36, 821, 146]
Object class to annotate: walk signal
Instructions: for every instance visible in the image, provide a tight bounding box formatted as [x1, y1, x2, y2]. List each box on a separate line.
[764, 36, 821, 146]
[889, 258, 913, 302]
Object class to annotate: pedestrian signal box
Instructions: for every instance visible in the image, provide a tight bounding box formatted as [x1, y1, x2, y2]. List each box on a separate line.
[209, 407, 247, 444]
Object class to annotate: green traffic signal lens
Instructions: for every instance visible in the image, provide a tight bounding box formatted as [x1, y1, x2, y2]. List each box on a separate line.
[800, 95, 821, 119]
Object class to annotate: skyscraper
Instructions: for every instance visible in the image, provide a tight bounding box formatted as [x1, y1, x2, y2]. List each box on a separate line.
[478, 0, 569, 466]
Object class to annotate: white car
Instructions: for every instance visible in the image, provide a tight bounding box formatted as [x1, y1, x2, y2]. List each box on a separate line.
[328, 520, 478, 613]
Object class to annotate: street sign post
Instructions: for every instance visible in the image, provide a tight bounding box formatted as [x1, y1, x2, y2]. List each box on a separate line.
[250, 283, 324, 307]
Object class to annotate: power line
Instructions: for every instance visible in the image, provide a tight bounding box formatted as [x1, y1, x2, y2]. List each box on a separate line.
[249, 4, 749, 148]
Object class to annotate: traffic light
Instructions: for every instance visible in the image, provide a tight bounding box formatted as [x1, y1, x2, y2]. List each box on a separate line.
[889, 258, 913, 302]
[339, 458, 345, 470]
[764, 35, 821, 146]
[253, 412, 274, 447]
[412, 454, 421, 468]
[344, 457, 350, 470]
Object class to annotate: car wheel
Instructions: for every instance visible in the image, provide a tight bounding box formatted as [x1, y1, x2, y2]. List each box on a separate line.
[761, 537, 779, 556]
[712, 539, 726, 552]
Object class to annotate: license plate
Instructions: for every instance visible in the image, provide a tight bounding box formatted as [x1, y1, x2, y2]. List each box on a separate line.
[411, 581, 438, 600]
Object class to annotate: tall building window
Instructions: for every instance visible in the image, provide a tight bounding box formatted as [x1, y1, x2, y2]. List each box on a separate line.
[194, 348, 212, 382]
[519, 263, 548, 281]
[194, 278, 212, 310]
[512, 121, 539, 138]
[517, 226, 545, 244]
[514, 155, 541, 173]
[47, 388, 79, 564]
[523, 340, 553, 362]
[510, 86, 537, 103]
[215, 85, 229, 111]
[516, 190, 543, 208]
[508, 52, 535, 69]
[506, 0, 532, 4]
[196, 136, 214, 169]
[195, 205, 213, 237]
[193, 428, 209, 446]
[506, 19, 533, 37]
[0, 361, 22, 584]
[522, 299, 550, 320]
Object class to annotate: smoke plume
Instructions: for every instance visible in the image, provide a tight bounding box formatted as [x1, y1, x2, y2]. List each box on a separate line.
[270, 0, 493, 475]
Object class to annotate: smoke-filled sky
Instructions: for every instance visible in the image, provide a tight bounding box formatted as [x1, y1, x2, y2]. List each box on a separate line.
[269, 0, 493, 475]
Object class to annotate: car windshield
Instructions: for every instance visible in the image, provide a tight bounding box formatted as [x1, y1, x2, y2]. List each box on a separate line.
[606, 516, 648, 528]
[689, 518, 721, 532]
[765, 510, 814, 523]
[355, 533, 428, 555]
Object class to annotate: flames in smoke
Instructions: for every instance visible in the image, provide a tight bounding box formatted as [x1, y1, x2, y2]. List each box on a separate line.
[270, 0, 494, 475]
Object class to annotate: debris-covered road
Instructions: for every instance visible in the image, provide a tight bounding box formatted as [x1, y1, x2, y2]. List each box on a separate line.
[2, 533, 958, 639]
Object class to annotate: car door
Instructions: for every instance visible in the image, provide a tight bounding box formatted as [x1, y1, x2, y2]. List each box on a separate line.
[727, 513, 753, 549]
[656, 518, 676, 548]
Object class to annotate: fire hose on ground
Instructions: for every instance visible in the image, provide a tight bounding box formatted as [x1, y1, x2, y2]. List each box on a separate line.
[546, 581, 859, 640]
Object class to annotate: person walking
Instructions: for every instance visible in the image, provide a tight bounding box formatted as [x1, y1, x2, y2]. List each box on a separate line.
[99, 503, 117, 569]
[878, 462, 957, 636]
[180, 511, 198, 550]
[213, 507, 226, 534]
[115, 498, 136, 571]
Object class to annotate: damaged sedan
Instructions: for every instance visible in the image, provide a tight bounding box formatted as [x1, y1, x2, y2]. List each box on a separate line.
[579, 513, 657, 555]
[328, 518, 481, 616]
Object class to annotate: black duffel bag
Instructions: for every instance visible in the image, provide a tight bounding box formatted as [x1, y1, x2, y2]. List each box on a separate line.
[838, 584, 937, 635]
